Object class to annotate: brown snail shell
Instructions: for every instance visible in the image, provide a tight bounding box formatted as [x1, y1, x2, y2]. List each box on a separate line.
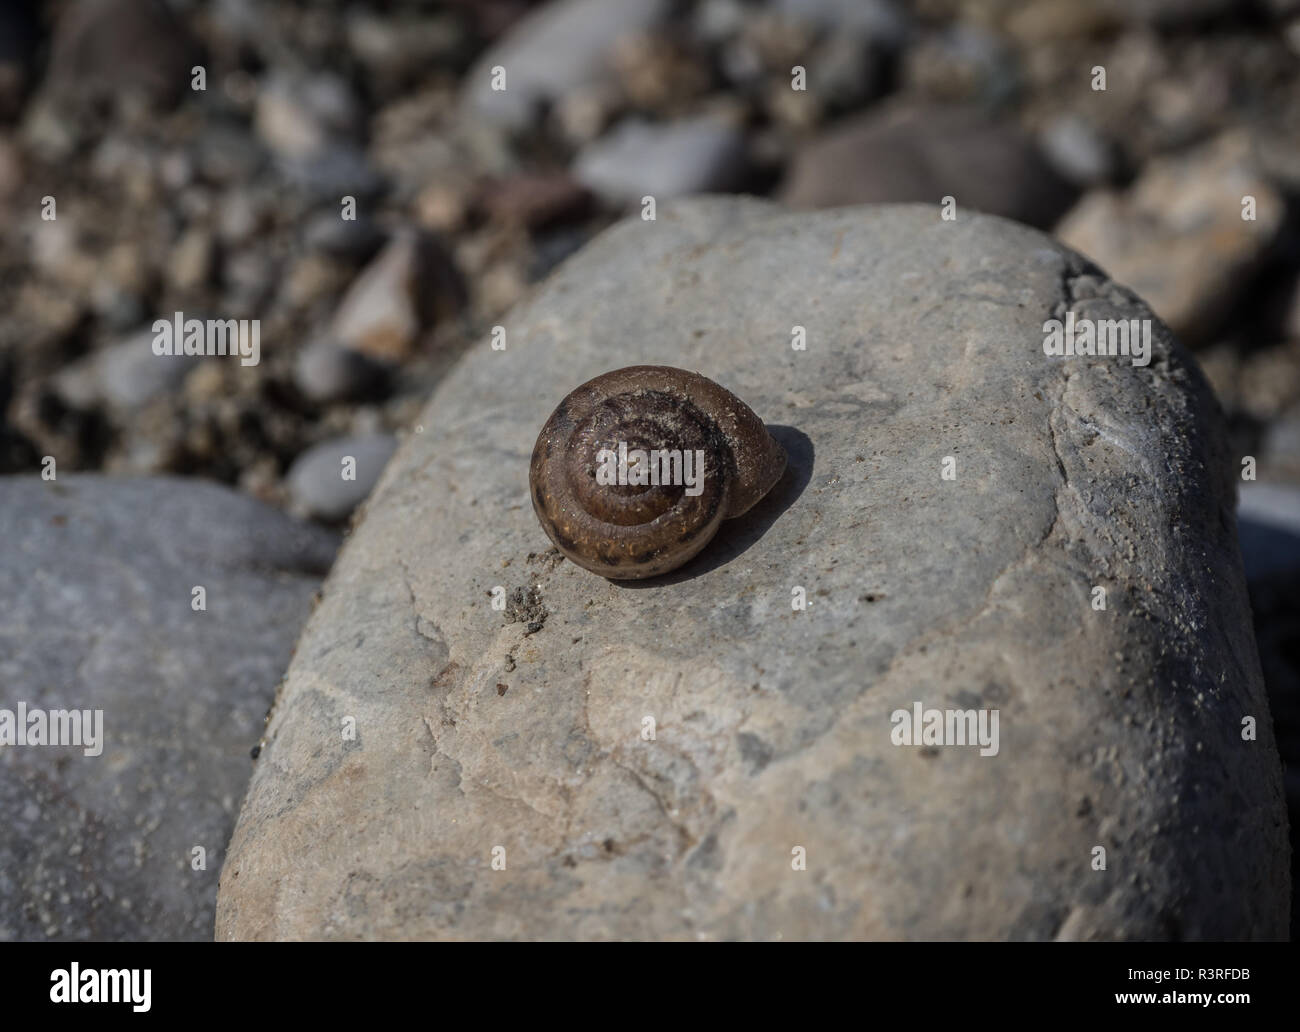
[529, 365, 787, 579]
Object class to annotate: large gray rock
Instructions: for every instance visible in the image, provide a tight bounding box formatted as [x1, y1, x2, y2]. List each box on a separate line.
[0, 476, 337, 940]
[216, 198, 1288, 941]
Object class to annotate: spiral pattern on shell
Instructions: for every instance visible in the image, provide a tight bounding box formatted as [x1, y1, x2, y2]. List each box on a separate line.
[529, 366, 787, 579]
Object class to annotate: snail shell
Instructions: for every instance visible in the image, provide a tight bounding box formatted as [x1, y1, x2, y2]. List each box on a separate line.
[529, 365, 786, 579]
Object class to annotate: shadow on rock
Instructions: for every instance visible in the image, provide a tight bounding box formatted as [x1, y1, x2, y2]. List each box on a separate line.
[621, 423, 814, 586]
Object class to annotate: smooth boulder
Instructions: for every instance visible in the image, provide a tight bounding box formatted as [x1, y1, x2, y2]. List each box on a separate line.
[217, 198, 1288, 940]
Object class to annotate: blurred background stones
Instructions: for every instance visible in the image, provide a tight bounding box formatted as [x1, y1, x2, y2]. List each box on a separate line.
[1, 0, 1299, 936]
[4, 0, 1299, 507]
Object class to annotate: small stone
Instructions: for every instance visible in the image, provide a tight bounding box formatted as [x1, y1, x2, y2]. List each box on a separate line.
[168, 227, 216, 293]
[773, 0, 908, 47]
[345, 10, 464, 97]
[574, 115, 749, 205]
[302, 210, 386, 263]
[610, 32, 711, 111]
[479, 171, 592, 229]
[275, 143, 385, 204]
[89, 135, 159, 194]
[1238, 345, 1300, 422]
[765, 79, 821, 130]
[45, 0, 198, 112]
[193, 125, 266, 187]
[222, 249, 278, 314]
[294, 338, 391, 405]
[1038, 115, 1116, 187]
[779, 104, 1078, 229]
[1262, 405, 1300, 481]
[159, 150, 194, 191]
[1004, 0, 1122, 44]
[18, 95, 77, 162]
[462, 0, 672, 129]
[102, 242, 152, 297]
[29, 215, 96, 290]
[477, 260, 529, 319]
[53, 329, 192, 410]
[88, 284, 145, 333]
[904, 24, 1019, 105]
[90, 242, 152, 328]
[330, 230, 464, 362]
[280, 253, 352, 311]
[182, 359, 227, 405]
[552, 82, 623, 146]
[1238, 483, 1300, 582]
[808, 30, 887, 112]
[1056, 131, 1284, 343]
[254, 71, 362, 160]
[286, 434, 399, 521]
[415, 180, 474, 234]
[693, 0, 747, 43]
[215, 188, 265, 245]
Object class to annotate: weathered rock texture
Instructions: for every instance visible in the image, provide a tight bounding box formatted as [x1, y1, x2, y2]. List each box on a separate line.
[0, 476, 336, 940]
[217, 199, 1289, 940]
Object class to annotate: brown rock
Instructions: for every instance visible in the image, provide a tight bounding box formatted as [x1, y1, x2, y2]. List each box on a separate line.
[330, 230, 465, 363]
[1056, 132, 1285, 344]
[779, 104, 1078, 229]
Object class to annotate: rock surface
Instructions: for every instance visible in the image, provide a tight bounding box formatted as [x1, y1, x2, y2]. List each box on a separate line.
[0, 476, 337, 940]
[217, 198, 1288, 941]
